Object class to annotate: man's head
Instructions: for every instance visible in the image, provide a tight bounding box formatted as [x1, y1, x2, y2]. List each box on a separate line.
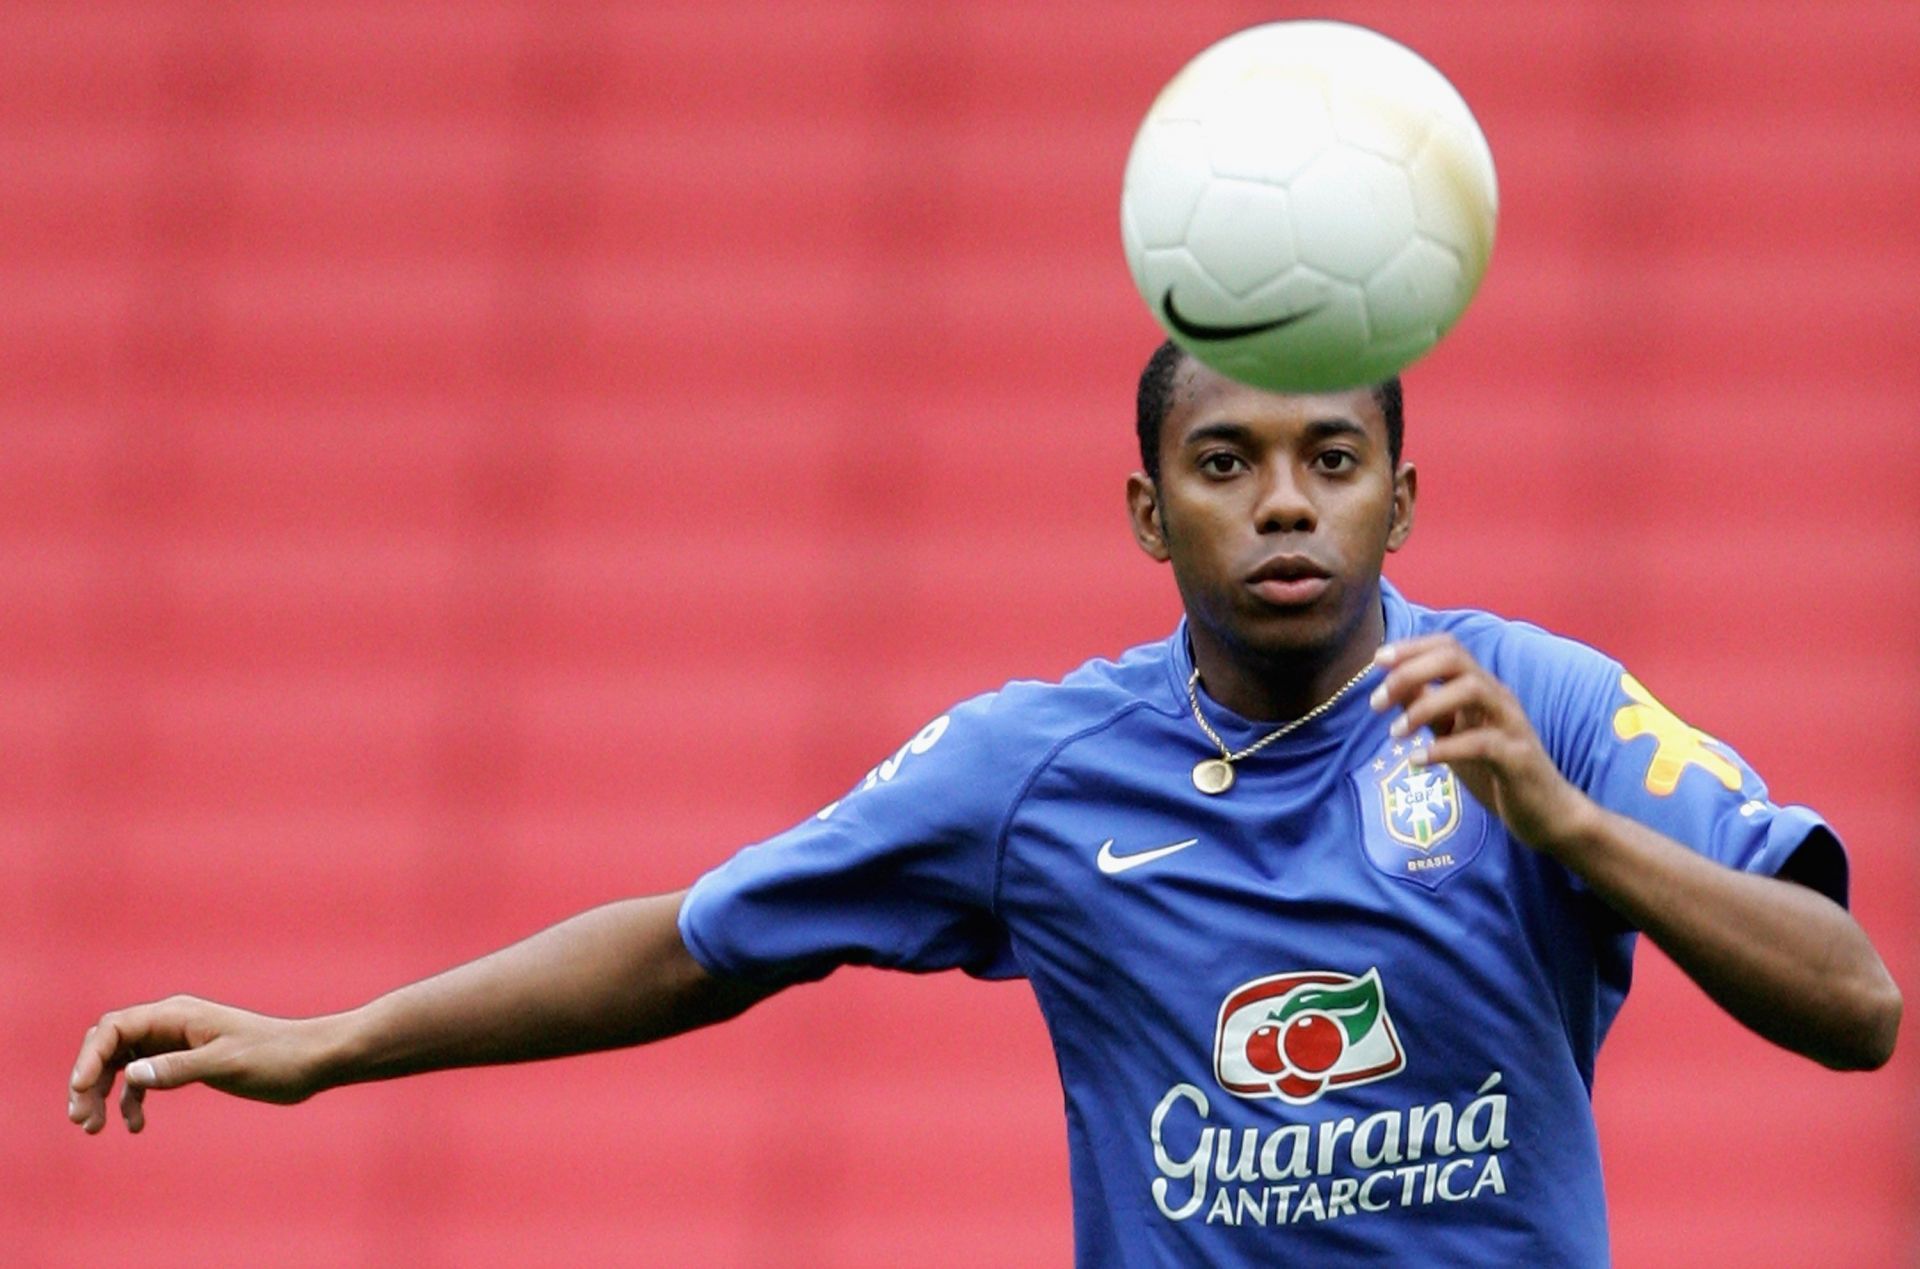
[1126, 340, 1416, 676]
[1135, 339, 1404, 483]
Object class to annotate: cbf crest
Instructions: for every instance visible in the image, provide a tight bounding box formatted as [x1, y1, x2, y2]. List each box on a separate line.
[1351, 745, 1487, 890]
[1382, 758, 1461, 850]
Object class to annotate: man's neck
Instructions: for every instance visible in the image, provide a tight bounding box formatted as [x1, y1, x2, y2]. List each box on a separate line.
[1188, 600, 1385, 723]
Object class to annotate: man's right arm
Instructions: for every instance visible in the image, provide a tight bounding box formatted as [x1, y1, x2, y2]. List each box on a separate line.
[68, 891, 771, 1134]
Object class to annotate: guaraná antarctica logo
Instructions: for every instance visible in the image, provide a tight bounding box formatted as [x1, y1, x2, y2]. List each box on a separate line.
[1159, 969, 1512, 1228]
[1214, 969, 1406, 1104]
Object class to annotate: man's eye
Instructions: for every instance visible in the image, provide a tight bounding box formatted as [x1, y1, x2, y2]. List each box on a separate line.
[1199, 453, 1244, 476]
[1314, 450, 1358, 473]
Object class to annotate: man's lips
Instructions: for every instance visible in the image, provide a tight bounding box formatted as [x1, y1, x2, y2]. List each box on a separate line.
[1250, 575, 1331, 605]
[1245, 555, 1332, 607]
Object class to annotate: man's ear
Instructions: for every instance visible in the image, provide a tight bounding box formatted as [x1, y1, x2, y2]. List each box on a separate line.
[1127, 472, 1171, 562]
[1386, 462, 1417, 552]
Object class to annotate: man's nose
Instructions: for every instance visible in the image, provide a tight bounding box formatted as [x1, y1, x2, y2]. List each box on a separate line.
[1254, 462, 1315, 534]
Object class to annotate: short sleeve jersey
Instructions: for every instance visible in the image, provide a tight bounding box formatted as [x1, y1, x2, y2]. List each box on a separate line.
[678, 580, 1847, 1267]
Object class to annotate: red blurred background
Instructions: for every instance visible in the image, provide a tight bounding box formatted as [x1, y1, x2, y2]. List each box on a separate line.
[4, 1, 1914, 1264]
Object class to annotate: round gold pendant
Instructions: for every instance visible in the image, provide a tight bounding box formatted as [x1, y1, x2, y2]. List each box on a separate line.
[1192, 758, 1235, 795]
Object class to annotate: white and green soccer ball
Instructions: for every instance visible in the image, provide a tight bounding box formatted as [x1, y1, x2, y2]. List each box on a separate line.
[1122, 21, 1498, 392]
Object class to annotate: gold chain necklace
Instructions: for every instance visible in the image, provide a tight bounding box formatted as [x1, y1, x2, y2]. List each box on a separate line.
[1184, 661, 1376, 795]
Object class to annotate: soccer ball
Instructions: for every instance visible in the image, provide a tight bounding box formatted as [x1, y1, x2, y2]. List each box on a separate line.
[1121, 21, 1497, 393]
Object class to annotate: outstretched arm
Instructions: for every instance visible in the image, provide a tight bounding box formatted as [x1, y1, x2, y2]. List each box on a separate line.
[68, 890, 769, 1134]
[1371, 635, 1902, 1072]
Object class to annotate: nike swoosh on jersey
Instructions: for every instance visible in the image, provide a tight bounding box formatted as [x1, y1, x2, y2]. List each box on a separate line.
[1160, 288, 1324, 341]
[1095, 836, 1200, 875]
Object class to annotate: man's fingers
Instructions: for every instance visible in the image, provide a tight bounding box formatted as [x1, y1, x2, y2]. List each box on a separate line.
[1393, 675, 1499, 744]
[69, 998, 213, 1133]
[126, 1049, 214, 1092]
[67, 1083, 95, 1126]
[1369, 645, 1472, 714]
[70, 1018, 123, 1133]
[68, 1028, 98, 1123]
[70, 1026, 97, 1093]
[71, 1019, 119, 1095]
[1370, 637, 1537, 779]
[1371, 656, 1475, 730]
[73, 1009, 162, 1091]
[1416, 731, 1496, 770]
[1372, 634, 1456, 667]
[120, 1078, 147, 1134]
[82, 1074, 113, 1134]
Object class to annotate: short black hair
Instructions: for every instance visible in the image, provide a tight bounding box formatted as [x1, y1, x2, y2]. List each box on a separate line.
[1134, 339, 1403, 482]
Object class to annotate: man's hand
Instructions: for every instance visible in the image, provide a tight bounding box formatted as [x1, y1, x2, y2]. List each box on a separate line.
[1368, 633, 1595, 852]
[68, 997, 337, 1134]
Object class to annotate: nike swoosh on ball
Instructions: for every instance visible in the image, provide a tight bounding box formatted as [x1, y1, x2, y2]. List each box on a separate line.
[1160, 288, 1323, 341]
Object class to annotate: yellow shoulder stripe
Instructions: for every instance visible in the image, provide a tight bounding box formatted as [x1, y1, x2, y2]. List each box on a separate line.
[1611, 673, 1742, 796]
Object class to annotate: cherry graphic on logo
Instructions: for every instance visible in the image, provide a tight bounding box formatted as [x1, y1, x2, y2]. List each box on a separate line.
[1245, 1024, 1286, 1075]
[1282, 1013, 1345, 1075]
[1245, 1010, 1348, 1100]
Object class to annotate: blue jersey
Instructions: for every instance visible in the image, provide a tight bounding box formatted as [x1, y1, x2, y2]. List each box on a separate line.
[679, 580, 1846, 1267]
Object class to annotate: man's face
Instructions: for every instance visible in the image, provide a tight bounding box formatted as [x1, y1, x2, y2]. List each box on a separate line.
[1127, 357, 1415, 667]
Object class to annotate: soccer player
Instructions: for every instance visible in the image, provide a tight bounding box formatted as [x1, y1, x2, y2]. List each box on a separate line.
[69, 343, 1900, 1264]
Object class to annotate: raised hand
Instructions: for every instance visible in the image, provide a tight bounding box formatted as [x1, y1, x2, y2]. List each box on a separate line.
[1368, 634, 1589, 852]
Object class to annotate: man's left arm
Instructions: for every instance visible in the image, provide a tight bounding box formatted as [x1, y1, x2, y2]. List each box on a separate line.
[1371, 633, 1901, 1072]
